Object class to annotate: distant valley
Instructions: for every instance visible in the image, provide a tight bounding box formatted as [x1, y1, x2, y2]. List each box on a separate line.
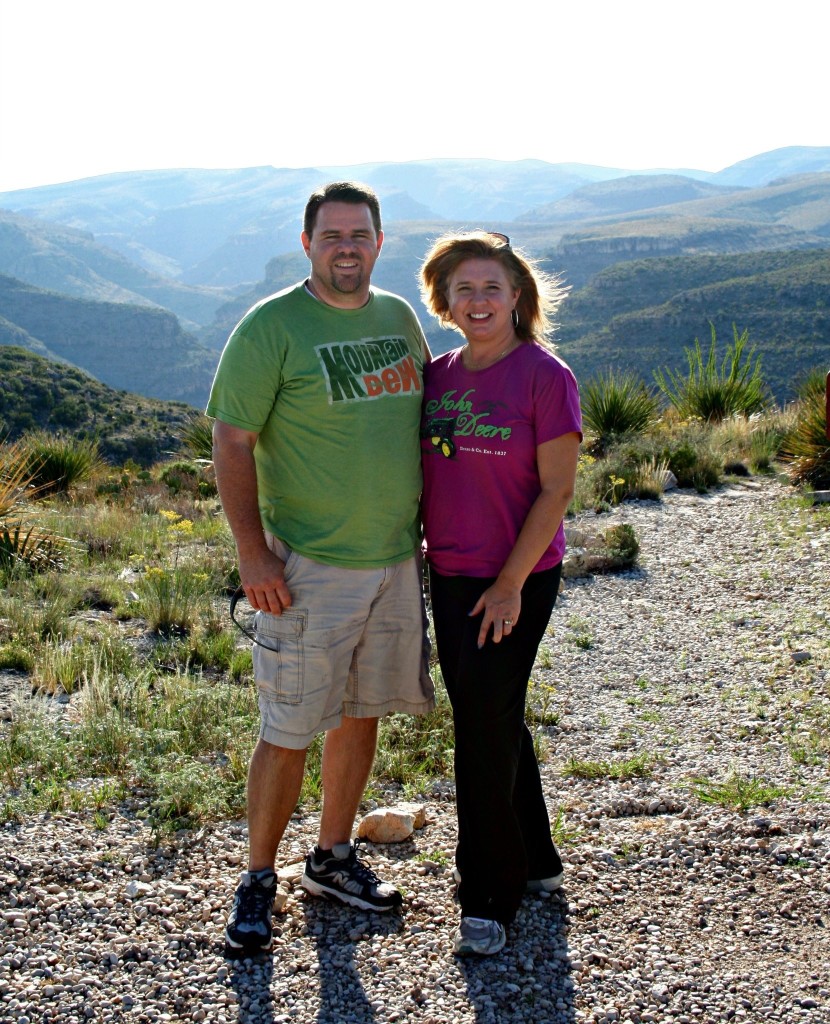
[1, 146, 829, 414]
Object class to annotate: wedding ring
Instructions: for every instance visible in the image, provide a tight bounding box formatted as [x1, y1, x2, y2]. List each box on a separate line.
[504, 619, 513, 626]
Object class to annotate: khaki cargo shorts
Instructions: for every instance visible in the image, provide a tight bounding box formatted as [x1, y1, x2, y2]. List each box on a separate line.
[252, 534, 435, 749]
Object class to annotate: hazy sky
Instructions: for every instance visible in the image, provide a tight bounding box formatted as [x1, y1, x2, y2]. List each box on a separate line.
[0, 0, 826, 193]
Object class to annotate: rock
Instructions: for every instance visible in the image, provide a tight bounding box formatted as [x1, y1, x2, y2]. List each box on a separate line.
[357, 807, 421, 843]
[124, 881, 154, 898]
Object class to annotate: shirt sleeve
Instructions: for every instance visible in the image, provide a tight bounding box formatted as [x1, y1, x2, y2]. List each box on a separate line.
[532, 356, 583, 446]
[205, 312, 285, 431]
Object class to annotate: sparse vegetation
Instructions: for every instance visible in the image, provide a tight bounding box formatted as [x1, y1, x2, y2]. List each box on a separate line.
[0, 336, 826, 834]
[563, 752, 654, 780]
[689, 772, 790, 811]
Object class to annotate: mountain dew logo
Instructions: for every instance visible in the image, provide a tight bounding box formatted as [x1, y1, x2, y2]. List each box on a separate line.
[316, 337, 422, 404]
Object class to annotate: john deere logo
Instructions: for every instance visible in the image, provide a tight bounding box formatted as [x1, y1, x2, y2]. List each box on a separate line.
[316, 338, 422, 404]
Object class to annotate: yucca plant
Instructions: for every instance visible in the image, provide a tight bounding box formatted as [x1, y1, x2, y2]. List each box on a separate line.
[179, 414, 215, 461]
[21, 432, 103, 495]
[778, 368, 830, 488]
[581, 369, 659, 450]
[0, 441, 66, 577]
[654, 324, 768, 422]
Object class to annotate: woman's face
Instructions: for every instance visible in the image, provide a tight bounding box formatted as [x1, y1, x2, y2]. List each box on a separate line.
[446, 258, 520, 345]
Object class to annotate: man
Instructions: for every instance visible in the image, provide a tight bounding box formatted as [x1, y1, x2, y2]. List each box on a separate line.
[206, 181, 434, 955]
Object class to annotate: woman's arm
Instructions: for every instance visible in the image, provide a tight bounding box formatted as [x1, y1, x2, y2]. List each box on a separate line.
[470, 431, 581, 647]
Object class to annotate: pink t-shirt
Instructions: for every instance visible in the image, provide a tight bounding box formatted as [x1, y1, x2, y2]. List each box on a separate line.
[421, 343, 582, 577]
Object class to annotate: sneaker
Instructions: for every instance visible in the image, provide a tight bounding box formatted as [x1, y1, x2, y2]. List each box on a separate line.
[224, 868, 277, 954]
[452, 865, 564, 892]
[526, 871, 564, 892]
[453, 916, 506, 956]
[301, 839, 402, 912]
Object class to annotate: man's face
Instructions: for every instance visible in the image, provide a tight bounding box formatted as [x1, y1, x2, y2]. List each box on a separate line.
[301, 202, 383, 308]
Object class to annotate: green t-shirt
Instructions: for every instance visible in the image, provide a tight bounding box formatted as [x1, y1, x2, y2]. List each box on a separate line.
[206, 282, 427, 569]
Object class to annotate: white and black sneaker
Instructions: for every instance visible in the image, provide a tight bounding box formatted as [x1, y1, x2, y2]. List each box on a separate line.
[301, 840, 402, 912]
[224, 868, 278, 955]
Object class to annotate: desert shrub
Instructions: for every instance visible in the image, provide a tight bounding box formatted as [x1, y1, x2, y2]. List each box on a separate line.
[604, 523, 640, 562]
[654, 324, 768, 423]
[572, 426, 723, 510]
[627, 423, 723, 491]
[581, 370, 659, 450]
[160, 459, 217, 498]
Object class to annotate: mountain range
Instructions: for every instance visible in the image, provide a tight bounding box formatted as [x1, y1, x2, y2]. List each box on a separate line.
[0, 145, 829, 413]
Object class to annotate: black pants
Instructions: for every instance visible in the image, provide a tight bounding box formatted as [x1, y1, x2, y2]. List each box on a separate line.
[429, 564, 562, 926]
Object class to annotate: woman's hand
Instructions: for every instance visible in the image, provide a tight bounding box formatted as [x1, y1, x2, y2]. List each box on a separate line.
[470, 580, 522, 648]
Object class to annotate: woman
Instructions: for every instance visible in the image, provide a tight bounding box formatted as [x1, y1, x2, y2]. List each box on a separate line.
[419, 232, 581, 956]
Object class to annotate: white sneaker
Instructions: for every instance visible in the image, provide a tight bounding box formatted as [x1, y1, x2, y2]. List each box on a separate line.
[453, 916, 506, 956]
[526, 871, 564, 892]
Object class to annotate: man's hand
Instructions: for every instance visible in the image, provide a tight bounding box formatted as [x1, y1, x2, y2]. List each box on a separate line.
[238, 548, 292, 615]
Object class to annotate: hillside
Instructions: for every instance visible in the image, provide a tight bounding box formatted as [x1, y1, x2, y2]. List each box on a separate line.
[554, 250, 830, 403]
[0, 347, 199, 465]
[0, 275, 218, 407]
[198, 238, 830, 401]
[524, 174, 741, 222]
[0, 209, 232, 327]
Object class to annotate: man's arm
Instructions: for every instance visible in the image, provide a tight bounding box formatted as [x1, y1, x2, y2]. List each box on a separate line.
[212, 418, 292, 615]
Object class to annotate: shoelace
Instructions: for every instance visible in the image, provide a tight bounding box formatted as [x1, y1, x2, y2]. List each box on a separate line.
[236, 877, 275, 921]
[345, 839, 383, 887]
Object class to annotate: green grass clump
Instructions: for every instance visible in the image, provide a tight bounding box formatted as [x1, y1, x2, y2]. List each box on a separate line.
[564, 752, 653, 780]
[136, 565, 211, 635]
[690, 772, 789, 811]
[1, 663, 259, 829]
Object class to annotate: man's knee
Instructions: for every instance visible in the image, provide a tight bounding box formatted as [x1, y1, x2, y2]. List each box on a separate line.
[252, 737, 309, 765]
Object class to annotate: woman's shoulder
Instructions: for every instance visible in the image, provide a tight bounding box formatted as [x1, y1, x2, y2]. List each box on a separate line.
[425, 347, 463, 377]
[522, 342, 578, 382]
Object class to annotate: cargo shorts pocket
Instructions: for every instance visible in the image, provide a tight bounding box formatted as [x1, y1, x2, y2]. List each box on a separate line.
[252, 608, 308, 705]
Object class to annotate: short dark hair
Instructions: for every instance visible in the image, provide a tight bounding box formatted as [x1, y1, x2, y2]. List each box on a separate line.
[303, 181, 382, 238]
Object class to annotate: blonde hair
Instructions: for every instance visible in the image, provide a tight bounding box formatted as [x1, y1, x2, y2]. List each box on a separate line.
[419, 231, 567, 349]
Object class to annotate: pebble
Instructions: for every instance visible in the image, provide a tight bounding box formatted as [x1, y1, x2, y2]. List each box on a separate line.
[0, 479, 828, 1021]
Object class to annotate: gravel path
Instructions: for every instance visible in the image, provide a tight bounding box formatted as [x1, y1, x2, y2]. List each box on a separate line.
[2, 478, 829, 1024]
